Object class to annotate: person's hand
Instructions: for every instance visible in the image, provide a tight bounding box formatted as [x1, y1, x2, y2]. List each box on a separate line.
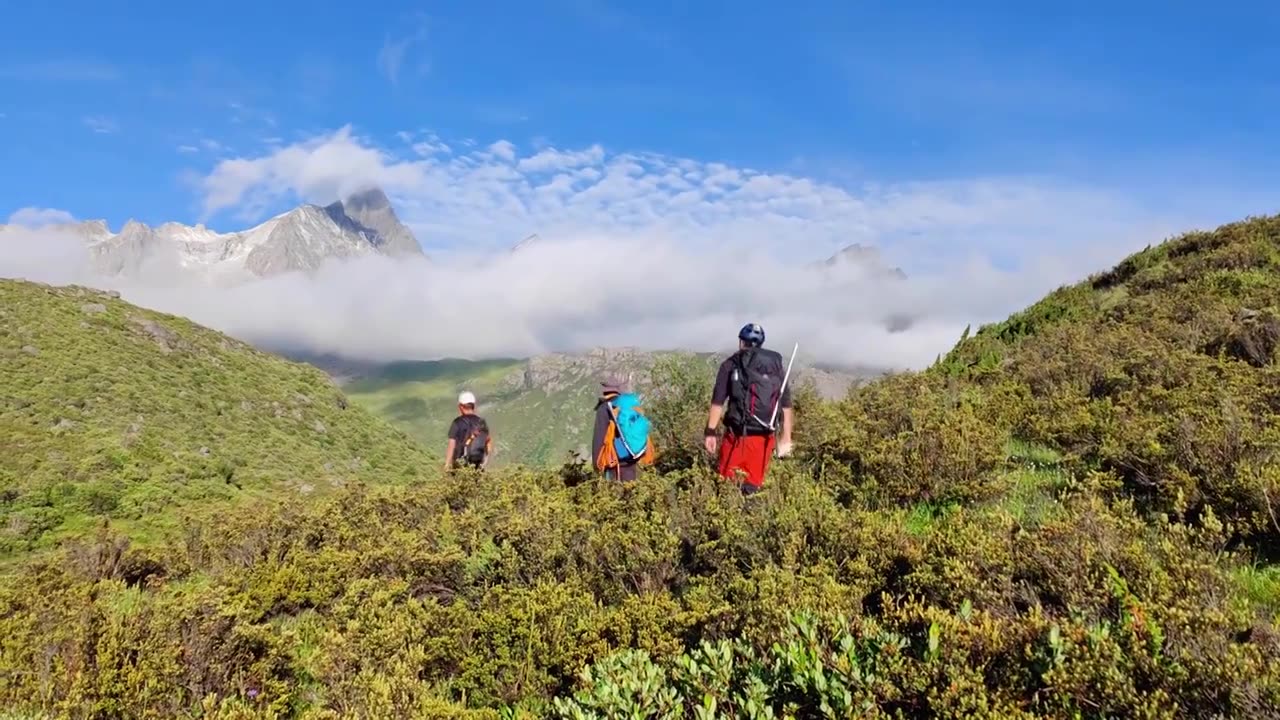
[704, 434, 718, 455]
[776, 439, 793, 458]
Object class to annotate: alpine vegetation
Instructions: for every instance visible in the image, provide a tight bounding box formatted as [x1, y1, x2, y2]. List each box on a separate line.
[2, 214, 1280, 717]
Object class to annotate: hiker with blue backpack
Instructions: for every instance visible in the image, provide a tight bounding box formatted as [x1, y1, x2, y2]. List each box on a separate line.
[592, 374, 654, 480]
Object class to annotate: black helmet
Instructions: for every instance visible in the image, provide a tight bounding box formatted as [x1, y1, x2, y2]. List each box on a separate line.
[738, 322, 765, 347]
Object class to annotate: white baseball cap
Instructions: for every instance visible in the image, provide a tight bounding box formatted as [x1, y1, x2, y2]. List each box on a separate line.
[457, 391, 476, 405]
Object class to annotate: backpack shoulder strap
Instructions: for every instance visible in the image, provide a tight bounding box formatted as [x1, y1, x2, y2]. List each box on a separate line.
[463, 415, 486, 441]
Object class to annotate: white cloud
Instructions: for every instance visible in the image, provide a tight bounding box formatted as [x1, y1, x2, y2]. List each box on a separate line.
[377, 19, 429, 86]
[403, 130, 450, 157]
[516, 145, 606, 173]
[7, 207, 76, 227]
[82, 115, 118, 134]
[2, 125, 1258, 372]
[177, 138, 226, 155]
[199, 126, 1202, 274]
[489, 140, 517, 162]
[0, 223, 97, 287]
[0, 221, 1164, 373]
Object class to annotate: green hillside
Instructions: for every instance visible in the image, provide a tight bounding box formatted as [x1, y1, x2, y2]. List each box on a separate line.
[3, 215, 1280, 718]
[927, 214, 1280, 540]
[0, 279, 434, 559]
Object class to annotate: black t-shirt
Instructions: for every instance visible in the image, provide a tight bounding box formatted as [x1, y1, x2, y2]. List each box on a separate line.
[448, 413, 488, 461]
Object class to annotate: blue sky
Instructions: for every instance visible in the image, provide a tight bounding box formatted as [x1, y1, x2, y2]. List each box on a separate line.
[2, 1, 1280, 365]
[3, 0, 1279, 263]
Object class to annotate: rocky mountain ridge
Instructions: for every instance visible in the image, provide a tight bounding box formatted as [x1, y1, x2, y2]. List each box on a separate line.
[0, 187, 424, 283]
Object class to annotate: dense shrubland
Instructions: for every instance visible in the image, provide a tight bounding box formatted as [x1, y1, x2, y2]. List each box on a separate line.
[5, 464, 1278, 718]
[3, 215, 1280, 718]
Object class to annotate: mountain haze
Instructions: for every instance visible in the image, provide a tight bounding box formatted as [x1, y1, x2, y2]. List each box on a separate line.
[812, 242, 907, 279]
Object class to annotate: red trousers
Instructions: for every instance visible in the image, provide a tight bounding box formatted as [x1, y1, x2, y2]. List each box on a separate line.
[717, 432, 775, 488]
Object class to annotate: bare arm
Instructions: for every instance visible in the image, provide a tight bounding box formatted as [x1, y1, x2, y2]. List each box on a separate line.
[781, 407, 794, 444]
[705, 359, 732, 453]
[443, 438, 456, 470]
[704, 403, 723, 454]
[706, 404, 724, 431]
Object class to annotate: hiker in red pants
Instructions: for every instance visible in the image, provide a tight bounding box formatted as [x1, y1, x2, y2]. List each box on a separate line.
[703, 323, 793, 493]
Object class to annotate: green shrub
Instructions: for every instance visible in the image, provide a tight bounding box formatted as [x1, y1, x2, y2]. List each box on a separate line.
[796, 373, 1006, 508]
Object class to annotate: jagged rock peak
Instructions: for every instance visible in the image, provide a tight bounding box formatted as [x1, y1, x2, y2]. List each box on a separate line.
[118, 219, 154, 234]
[333, 186, 423, 258]
[343, 186, 393, 213]
[818, 243, 908, 279]
[0, 184, 428, 283]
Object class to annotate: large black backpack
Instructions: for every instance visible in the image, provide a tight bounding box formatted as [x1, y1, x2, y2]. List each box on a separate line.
[458, 415, 490, 467]
[724, 347, 785, 434]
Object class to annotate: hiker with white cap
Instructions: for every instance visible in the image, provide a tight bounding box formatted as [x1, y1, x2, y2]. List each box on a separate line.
[445, 390, 492, 471]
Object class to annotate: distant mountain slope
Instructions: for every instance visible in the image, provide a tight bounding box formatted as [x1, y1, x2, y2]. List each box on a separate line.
[0, 186, 424, 283]
[330, 348, 873, 467]
[0, 278, 433, 558]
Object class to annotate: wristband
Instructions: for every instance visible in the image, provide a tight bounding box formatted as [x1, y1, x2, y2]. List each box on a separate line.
[704, 426, 718, 437]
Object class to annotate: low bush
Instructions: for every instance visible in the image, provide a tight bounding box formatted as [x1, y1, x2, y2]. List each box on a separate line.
[2, 467, 1277, 718]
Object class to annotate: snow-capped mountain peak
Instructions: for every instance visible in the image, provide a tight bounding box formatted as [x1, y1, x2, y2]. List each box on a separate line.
[0, 187, 425, 284]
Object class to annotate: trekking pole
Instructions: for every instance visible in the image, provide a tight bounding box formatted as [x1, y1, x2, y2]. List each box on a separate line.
[770, 343, 799, 460]
[769, 342, 799, 430]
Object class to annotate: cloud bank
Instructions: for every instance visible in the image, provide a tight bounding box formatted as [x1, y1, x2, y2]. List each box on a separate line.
[0, 126, 1241, 371]
[197, 126, 1198, 273]
[8, 207, 76, 227]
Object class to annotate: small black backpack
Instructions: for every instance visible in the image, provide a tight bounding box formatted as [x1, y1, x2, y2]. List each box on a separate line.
[459, 415, 490, 466]
[725, 347, 785, 434]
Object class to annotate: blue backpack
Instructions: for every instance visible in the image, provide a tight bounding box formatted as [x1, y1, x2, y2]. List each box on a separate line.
[609, 393, 651, 462]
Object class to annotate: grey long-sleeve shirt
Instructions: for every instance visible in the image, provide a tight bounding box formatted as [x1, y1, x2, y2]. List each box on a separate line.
[591, 395, 614, 465]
